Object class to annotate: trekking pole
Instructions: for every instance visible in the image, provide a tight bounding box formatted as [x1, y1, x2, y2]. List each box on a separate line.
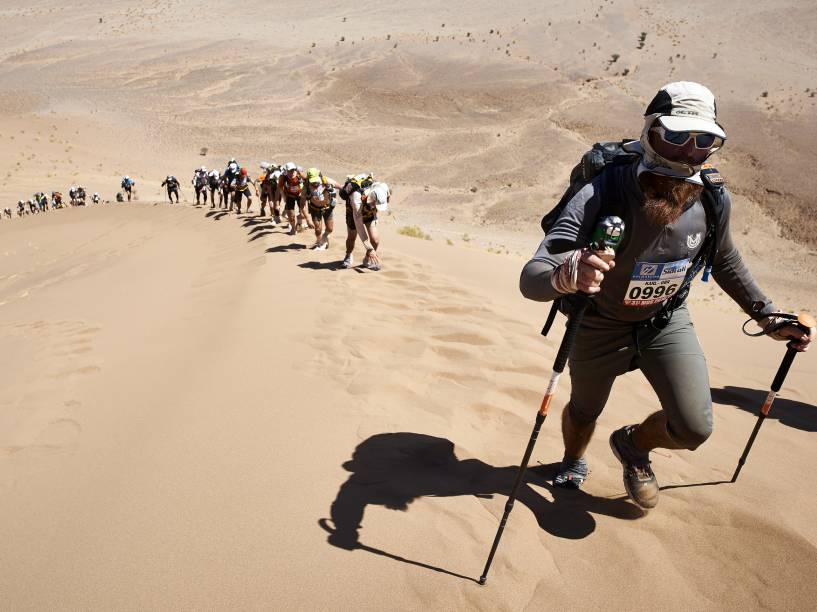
[478, 216, 624, 586]
[731, 312, 816, 483]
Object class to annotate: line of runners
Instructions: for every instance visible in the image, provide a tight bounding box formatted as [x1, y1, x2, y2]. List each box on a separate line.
[163, 160, 391, 271]
[3, 161, 391, 272]
[3, 187, 100, 219]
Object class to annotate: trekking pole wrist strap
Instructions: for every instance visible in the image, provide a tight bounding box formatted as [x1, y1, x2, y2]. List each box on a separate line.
[742, 312, 812, 338]
[550, 250, 583, 294]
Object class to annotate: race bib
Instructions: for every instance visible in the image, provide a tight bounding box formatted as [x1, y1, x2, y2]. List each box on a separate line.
[624, 259, 689, 307]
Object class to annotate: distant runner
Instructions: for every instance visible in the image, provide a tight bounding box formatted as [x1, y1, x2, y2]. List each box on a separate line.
[35, 192, 48, 212]
[161, 175, 180, 203]
[232, 167, 257, 214]
[277, 162, 308, 236]
[302, 168, 340, 250]
[192, 166, 208, 205]
[69, 186, 85, 206]
[120, 176, 135, 201]
[77, 186, 87, 205]
[207, 169, 221, 208]
[339, 174, 390, 270]
[222, 159, 239, 209]
[258, 162, 280, 221]
[519, 82, 815, 509]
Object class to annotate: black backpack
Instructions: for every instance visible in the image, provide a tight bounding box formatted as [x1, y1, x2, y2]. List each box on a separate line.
[541, 141, 640, 237]
[540, 140, 726, 335]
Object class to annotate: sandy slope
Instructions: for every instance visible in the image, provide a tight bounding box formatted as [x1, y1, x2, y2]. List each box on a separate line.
[2, 0, 817, 609]
[1, 204, 816, 610]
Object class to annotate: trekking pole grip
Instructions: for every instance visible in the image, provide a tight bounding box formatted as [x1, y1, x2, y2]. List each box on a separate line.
[771, 313, 813, 391]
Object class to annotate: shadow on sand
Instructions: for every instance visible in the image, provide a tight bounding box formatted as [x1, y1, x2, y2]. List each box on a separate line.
[195, 200, 339, 267]
[298, 260, 342, 271]
[712, 385, 817, 432]
[320, 432, 642, 582]
[266, 243, 307, 253]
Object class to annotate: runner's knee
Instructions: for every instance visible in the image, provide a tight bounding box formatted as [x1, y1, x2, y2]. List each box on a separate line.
[667, 404, 713, 450]
[567, 399, 601, 428]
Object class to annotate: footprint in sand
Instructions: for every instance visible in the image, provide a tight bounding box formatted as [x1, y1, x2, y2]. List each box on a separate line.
[33, 418, 82, 449]
[381, 270, 410, 280]
[433, 331, 494, 346]
[50, 365, 101, 379]
[435, 370, 485, 386]
[427, 304, 494, 317]
[497, 385, 545, 405]
[429, 344, 473, 360]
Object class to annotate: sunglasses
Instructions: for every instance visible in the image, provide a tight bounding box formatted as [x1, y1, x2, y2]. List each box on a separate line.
[652, 125, 724, 150]
[649, 126, 724, 164]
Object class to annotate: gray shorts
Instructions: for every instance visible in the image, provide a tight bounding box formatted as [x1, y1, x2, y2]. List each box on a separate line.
[568, 305, 713, 449]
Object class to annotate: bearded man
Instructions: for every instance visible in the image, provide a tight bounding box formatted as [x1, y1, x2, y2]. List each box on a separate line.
[519, 82, 813, 509]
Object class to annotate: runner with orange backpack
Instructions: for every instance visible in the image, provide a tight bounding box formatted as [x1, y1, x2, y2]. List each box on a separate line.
[277, 162, 312, 236]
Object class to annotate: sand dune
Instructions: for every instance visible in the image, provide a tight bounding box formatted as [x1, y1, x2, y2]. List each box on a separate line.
[2, 204, 816, 609]
[2, 0, 817, 609]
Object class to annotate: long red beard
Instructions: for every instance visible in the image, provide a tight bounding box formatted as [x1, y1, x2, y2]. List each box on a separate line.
[639, 172, 703, 226]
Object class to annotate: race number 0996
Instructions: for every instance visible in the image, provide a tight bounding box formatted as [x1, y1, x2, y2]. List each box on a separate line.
[628, 284, 678, 301]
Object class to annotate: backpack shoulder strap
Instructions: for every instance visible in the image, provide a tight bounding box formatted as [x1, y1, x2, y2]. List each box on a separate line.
[698, 164, 727, 280]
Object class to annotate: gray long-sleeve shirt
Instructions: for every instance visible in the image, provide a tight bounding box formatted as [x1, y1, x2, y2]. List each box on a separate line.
[520, 161, 775, 323]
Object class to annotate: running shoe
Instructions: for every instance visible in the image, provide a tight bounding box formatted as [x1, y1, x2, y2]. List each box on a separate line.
[609, 425, 659, 509]
[341, 254, 354, 269]
[553, 457, 589, 489]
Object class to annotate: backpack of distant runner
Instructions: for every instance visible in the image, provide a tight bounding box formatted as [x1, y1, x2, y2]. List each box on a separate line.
[283, 172, 303, 196]
[340, 173, 374, 201]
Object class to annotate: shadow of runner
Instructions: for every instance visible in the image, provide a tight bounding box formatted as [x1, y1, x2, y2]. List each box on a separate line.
[317, 519, 478, 583]
[248, 224, 277, 234]
[321, 433, 642, 580]
[266, 243, 307, 253]
[242, 217, 270, 228]
[298, 261, 342, 271]
[712, 385, 817, 432]
[249, 230, 279, 242]
[205, 210, 229, 221]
